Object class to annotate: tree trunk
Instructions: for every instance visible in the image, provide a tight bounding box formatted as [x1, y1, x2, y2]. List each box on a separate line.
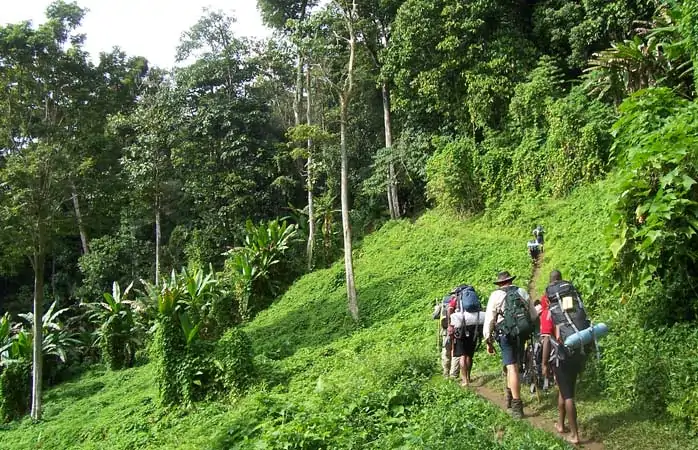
[340, 0, 359, 322]
[70, 181, 89, 254]
[340, 95, 358, 322]
[155, 201, 161, 286]
[293, 54, 303, 129]
[30, 249, 45, 421]
[306, 68, 315, 271]
[381, 82, 400, 219]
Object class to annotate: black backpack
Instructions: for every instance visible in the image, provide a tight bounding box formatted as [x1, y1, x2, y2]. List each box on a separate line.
[496, 286, 534, 340]
[546, 280, 590, 353]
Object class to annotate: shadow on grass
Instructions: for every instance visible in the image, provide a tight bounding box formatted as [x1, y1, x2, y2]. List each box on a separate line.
[583, 407, 657, 438]
[51, 380, 106, 402]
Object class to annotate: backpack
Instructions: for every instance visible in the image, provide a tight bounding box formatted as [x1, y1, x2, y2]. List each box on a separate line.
[495, 286, 533, 340]
[546, 280, 591, 354]
[454, 285, 482, 312]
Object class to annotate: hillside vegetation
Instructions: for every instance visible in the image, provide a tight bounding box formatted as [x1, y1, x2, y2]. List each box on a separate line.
[2, 176, 696, 450]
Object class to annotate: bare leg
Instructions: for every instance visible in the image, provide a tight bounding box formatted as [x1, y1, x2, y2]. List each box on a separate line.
[464, 355, 473, 384]
[565, 399, 580, 444]
[556, 391, 567, 433]
[507, 364, 521, 399]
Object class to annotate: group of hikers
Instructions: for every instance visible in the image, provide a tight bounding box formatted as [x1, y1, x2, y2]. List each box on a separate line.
[432, 225, 594, 445]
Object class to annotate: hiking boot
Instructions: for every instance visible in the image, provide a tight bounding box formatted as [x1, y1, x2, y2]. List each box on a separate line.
[511, 399, 524, 419]
[505, 388, 513, 409]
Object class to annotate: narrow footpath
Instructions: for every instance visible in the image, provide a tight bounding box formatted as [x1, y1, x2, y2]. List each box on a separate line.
[470, 255, 604, 449]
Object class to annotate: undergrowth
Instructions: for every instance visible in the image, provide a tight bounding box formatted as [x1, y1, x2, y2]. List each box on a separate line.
[3, 179, 697, 449]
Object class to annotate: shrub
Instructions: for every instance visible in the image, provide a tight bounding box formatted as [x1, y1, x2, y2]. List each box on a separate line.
[83, 282, 141, 370]
[224, 219, 301, 321]
[0, 360, 30, 422]
[77, 229, 154, 300]
[425, 136, 483, 213]
[214, 327, 254, 395]
[609, 89, 698, 319]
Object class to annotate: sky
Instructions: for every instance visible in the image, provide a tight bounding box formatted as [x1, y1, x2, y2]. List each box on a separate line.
[0, 0, 272, 68]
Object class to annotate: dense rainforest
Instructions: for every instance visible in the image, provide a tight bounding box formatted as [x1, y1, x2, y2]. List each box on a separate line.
[1, 0, 698, 448]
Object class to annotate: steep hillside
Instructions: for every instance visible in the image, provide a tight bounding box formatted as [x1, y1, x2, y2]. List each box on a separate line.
[2, 180, 696, 450]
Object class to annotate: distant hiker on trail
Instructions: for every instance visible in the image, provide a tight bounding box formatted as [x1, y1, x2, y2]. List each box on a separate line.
[533, 225, 545, 248]
[484, 271, 538, 419]
[447, 285, 484, 387]
[541, 270, 589, 446]
[433, 296, 459, 378]
[527, 239, 542, 261]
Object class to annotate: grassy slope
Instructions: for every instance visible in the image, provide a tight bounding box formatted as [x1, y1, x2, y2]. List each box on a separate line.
[2, 179, 696, 449]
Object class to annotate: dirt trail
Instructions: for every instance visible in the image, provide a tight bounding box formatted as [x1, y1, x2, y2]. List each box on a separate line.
[470, 255, 604, 449]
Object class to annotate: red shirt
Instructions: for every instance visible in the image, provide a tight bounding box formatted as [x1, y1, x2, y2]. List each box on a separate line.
[539, 293, 554, 336]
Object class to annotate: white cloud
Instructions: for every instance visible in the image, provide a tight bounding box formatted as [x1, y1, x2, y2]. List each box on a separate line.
[0, 0, 272, 68]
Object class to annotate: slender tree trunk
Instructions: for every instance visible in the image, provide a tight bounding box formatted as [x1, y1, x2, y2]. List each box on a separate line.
[155, 200, 161, 286]
[306, 68, 315, 271]
[30, 249, 45, 421]
[340, 0, 359, 322]
[293, 54, 303, 130]
[340, 95, 358, 322]
[70, 181, 89, 254]
[381, 82, 400, 219]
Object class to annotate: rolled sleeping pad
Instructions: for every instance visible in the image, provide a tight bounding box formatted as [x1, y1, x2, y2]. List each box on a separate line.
[451, 311, 485, 328]
[563, 323, 609, 349]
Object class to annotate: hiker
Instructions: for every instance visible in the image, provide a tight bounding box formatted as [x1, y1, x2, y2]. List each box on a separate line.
[484, 271, 538, 418]
[541, 270, 589, 446]
[526, 299, 553, 393]
[533, 225, 545, 247]
[448, 285, 484, 386]
[527, 239, 541, 261]
[433, 296, 459, 378]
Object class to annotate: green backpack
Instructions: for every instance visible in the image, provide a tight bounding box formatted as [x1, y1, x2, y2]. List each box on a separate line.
[496, 286, 533, 340]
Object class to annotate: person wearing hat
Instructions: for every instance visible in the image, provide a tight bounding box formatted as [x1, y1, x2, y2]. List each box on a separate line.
[483, 271, 538, 418]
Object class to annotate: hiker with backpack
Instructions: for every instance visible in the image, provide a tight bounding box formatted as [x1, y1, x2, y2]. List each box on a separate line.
[484, 271, 538, 418]
[533, 225, 545, 247]
[433, 296, 459, 378]
[527, 239, 542, 262]
[541, 270, 589, 446]
[447, 285, 484, 386]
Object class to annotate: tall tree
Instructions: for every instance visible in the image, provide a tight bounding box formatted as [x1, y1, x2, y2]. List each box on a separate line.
[115, 76, 180, 286]
[174, 10, 290, 249]
[0, 0, 86, 420]
[360, 0, 404, 219]
[336, 0, 359, 321]
[258, 0, 318, 267]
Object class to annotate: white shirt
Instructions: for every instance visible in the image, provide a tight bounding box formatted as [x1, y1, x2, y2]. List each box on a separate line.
[483, 285, 538, 340]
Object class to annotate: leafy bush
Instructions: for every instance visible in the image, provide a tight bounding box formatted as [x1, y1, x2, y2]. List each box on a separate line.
[542, 86, 615, 196]
[77, 228, 155, 301]
[609, 88, 698, 320]
[83, 282, 141, 370]
[425, 136, 483, 213]
[214, 328, 254, 395]
[0, 360, 31, 422]
[224, 218, 300, 321]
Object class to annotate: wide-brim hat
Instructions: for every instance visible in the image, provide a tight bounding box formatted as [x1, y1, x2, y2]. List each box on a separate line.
[493, 271, 516, 285]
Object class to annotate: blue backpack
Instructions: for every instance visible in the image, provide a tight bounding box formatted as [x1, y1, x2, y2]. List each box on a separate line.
[453, 285, 482, 313]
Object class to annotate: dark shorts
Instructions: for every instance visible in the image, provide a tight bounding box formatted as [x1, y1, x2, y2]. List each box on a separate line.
[554, 353, 586, 400]
[498, 335, 525, 366]
[452, 336, 477, 358]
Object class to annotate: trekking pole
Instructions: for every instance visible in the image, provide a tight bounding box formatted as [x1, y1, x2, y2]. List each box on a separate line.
[532, 336, 541, 403]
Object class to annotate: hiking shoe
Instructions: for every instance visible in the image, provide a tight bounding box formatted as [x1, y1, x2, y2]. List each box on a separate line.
[511, 399, 524, 419]
[505, 388, 513, 409]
